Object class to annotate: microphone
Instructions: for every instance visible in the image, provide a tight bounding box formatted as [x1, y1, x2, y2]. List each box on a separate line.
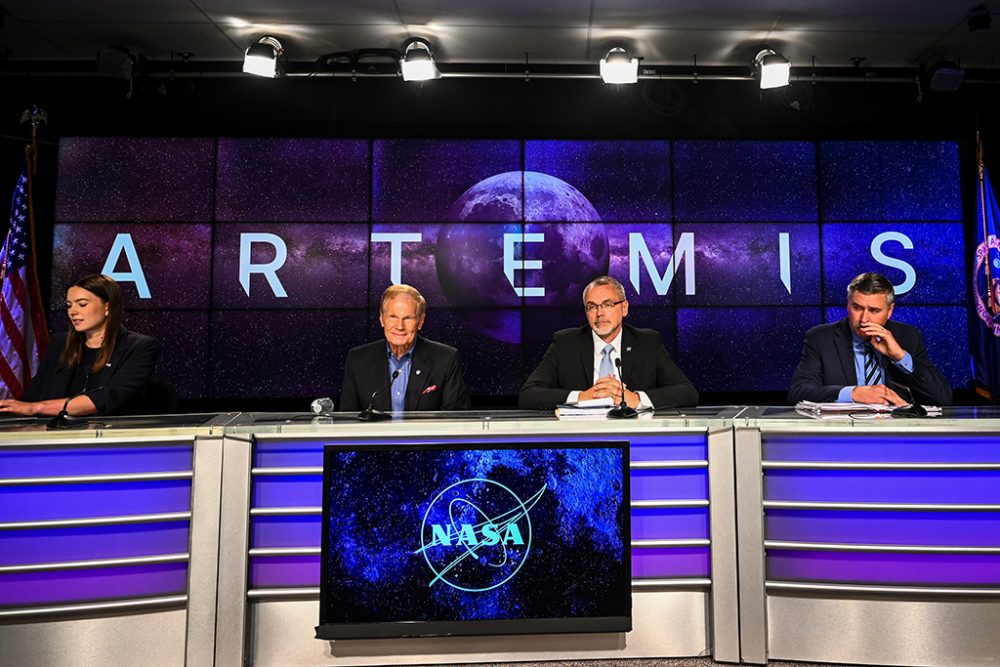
[47, 386, 99, 430]
[358, 370, 399, 422]
[310, 397, 335, 416]
[607, 357, 638, 419]
[887, 378, 928, 417]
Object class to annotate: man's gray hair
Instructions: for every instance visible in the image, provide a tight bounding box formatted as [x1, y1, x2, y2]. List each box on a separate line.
[847, 272, 895, 307]
[582, 275, 626, 304]
[380, 284, 427, 317]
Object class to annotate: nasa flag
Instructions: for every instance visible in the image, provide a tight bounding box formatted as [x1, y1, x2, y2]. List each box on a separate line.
[972, 140, 1000, 400]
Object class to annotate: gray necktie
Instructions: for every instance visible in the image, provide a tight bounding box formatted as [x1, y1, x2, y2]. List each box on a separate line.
[598, 344, 615, 378]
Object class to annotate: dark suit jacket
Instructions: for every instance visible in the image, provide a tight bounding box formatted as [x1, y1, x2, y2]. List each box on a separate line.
[518, 324, 699, 411]
[339, 336, 471, 412]
[788, 318, 952, 406]
[23, 328, 162, 415]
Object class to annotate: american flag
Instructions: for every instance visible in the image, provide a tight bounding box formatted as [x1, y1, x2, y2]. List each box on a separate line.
[0, 159, 49, 398]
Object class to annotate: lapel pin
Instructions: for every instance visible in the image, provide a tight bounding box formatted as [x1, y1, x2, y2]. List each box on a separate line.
[415, 369, 421, 375]
[626, 346, 632, 353]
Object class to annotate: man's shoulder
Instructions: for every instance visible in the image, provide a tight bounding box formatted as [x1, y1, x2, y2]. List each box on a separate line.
[552, 326, 591, 343]
[804, 319, 846, 341]
[887, 319, 921, 337]
[417, 336, 460, 358]
[623, 323, 662, 343]
[346, 339, 386, 359]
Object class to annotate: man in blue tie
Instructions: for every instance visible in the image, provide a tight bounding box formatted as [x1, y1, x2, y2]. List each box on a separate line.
[340, 284, 470, 413]
[519, 276, 698, 411]
[788, 272, 952, 406]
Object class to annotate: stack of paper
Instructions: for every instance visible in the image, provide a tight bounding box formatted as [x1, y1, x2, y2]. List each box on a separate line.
[795, 400, 941, 420]
[554, 397, 615, 419]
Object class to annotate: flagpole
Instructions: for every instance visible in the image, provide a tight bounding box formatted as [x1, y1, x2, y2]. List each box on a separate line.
[19, 106, 50, 355]
[977, 131, 997, 315]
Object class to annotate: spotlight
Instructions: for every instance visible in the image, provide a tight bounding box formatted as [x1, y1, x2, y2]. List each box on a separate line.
[928, 60, 965, 92]
[243, 36, 284, 78]
[600, 47, 639, 84]
[753, 48, 791, 89]
[400, 38, 440, 81]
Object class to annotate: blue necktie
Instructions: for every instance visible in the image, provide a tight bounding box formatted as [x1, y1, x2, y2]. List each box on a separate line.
[598, 344, 615, 379]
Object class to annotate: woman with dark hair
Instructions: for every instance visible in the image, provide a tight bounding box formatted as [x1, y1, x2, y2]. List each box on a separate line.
[0, 274, 160, 417]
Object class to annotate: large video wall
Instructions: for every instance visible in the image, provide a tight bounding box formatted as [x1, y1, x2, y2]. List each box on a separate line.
[51, 138, 967, 401]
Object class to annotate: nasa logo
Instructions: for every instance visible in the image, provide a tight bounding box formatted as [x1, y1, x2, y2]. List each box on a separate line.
[974, 236, 1000, 337]
[414, 477, 546, 592]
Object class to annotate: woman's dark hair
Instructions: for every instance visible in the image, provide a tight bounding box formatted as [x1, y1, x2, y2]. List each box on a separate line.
[60, 274, 124, 373]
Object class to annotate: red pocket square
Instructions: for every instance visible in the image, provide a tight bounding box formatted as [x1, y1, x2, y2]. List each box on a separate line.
[421, 384, 438, 395]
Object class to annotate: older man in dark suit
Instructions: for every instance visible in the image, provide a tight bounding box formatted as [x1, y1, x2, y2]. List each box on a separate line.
[519, 276, 698, 411]
[340, 284, 470, 413]
[788, 272, 952, 406]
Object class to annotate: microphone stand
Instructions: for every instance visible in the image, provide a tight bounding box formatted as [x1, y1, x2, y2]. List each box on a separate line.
[607, 358, 638, 419]
[47, 390, 94, 430]
[358, 370, 399, 422]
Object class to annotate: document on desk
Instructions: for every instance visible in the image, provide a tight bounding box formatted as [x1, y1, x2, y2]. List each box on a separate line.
[555, 397, 615, 419]
[795, 400, 942, 418]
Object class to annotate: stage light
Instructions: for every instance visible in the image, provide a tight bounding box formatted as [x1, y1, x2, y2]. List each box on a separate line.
[400, 38, 440, 81]
[928, 60, 965, 92]
[753, 48, 791, 89]
[599, 47, 638, 84]
[243, 36, 285, 78]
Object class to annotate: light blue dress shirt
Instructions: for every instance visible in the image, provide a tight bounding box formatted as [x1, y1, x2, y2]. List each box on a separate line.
[387, 344, 414, 412]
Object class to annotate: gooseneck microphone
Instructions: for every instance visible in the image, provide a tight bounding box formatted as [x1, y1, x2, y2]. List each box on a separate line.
[47, 386, 99, 431]
[607, 357, 638, 419]
[358, 370, 400, 422]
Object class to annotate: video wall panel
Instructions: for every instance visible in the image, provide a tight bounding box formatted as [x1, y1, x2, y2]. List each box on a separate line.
[51, 138, 968, 400]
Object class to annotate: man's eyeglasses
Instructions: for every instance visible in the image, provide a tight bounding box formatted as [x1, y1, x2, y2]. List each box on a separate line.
[585, 299, 625, 313]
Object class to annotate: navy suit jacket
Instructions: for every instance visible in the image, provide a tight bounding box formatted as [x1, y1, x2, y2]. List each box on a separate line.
[339, 336, 470, 412]
[23, 328, 161, 415]
[788, 318, 952, 406]
[518, 323, 698, 411]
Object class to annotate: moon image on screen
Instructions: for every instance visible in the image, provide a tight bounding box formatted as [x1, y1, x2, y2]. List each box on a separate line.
[437, 171, 609, 343]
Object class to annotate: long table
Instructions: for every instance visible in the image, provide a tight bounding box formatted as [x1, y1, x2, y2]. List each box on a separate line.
[0, 407, 997, 667]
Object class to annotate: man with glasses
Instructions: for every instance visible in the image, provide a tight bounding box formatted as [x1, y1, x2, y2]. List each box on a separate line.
[788, 272, 952, 406]
[519, 275, 698, 411]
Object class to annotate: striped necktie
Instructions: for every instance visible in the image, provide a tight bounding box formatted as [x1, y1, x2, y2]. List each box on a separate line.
[863, 345, 883, 386]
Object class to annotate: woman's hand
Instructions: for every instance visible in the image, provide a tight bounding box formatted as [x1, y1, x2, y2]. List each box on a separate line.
[0, 399, 38, 416]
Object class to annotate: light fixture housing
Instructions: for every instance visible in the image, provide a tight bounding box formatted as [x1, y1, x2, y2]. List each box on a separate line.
[600, 47, 639, 84]
[753, 48, 791, 89]
[243, 36, 285, 78]
[400, 38, 440, 81]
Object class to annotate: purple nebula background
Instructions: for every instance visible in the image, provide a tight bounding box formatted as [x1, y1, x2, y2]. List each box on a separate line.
[674, 223, 822, 306]
[52, 223, 212, 310]
[821, 223, 966, 304]
[673, 141, 818, 222]
[370, 224, 445, 307]
[373, 139, 520, 221]
[526, 140, 671, 222]
[607, 223, 677, 306]
[216, 138, 369, 222]
[55, 137, 214, 222]
[435, 223, 523, 308]
[211, 223, 369, 308]
[46, 137, 969, 399]
[209, 310, 366, 399]
[523, 223, 609, 308]
[678, 307, 821, 392]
